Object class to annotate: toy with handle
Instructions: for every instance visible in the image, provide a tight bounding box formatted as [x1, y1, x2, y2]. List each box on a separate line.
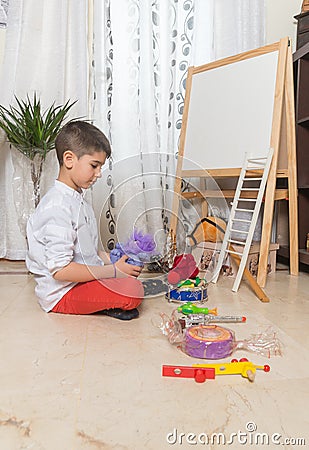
[162, 358, 270, 383]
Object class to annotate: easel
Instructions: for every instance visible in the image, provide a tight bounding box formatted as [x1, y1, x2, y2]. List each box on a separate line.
[170, 38, 298, 299]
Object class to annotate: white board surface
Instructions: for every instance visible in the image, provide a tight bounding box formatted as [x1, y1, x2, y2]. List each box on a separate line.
[182, 50, 279, 170]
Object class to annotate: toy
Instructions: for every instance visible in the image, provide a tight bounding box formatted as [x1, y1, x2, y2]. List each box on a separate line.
[167, 254, 199, 285]
[110, 229, 156, 267]
[187, 217, 270, 303]
[177, 277, 204, 288]
[162, 359, 270, 383]
[177, 302, 217, 315]
[179, 314, 246, 329]
[184, 325, 235, 359]
[156, 312, 282, 358]
[166, 281, 208, 303]
[186, 216, 227, 247]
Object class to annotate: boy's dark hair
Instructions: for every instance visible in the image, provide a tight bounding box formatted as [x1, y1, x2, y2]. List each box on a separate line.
[55, 121, 111, 165]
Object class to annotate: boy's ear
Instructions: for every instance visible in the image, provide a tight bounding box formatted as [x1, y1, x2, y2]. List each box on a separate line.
[63, 150, 76, 169]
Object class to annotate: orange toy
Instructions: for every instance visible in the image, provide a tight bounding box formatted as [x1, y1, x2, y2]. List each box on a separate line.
[186, 217, 226, 247]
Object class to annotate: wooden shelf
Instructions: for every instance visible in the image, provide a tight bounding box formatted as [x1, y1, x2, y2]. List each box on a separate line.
[299, 249, 309, 265]
[278, 246, 309, 265]
[182, 189, 289, 201]
[181, 168, 288, 178]
[297, 116, 309, 126]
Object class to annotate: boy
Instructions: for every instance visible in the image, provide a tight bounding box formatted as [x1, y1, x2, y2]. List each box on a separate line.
[26, 121, 144, 320]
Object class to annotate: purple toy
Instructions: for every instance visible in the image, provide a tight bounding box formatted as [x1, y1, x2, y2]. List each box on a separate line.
[184, 325, 235, 359]
[110, 229, 156, 267]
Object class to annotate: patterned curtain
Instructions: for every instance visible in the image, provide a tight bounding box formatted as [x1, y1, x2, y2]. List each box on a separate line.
[89, 0, 265, 257]
[91, 0, 198, 257]
[0, 0, 9, 28]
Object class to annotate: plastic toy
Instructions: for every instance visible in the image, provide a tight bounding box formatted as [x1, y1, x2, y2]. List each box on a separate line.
[177, 277, 204, 288]
[167, 254, 199, 285]
[110, 229, 156, 267]
[186, 216, 226, 247]
[166, 282, 208, 303]
[156, 312, 282, 358]
[184, 325, 235, 359]
[162, 359, 270, 383]
[177, 302, 217, 315]
[179, 314, 246, 329]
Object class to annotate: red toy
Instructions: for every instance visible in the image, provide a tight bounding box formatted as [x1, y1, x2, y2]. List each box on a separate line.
[167, 254, 199, 285]
[162, 359, 270, 383]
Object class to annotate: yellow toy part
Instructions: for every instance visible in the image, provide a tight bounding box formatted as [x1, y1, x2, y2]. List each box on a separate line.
[193, 358, 270, 382]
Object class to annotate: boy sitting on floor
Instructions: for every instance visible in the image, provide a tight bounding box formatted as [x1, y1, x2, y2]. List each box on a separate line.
[26, 121, 144, 320]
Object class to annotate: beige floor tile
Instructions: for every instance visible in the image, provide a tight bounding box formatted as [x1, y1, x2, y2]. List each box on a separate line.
[0, 264, 308, 449]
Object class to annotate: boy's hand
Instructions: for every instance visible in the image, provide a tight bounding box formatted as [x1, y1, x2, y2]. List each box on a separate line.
[115, 255, 143, 278]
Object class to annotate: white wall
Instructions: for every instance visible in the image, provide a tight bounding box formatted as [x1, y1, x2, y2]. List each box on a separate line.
[265, 0, 303, 51]
[0, 28, 5, 66]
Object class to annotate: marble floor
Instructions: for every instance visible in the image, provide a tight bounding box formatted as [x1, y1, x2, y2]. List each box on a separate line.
[0, 260, 308, 450]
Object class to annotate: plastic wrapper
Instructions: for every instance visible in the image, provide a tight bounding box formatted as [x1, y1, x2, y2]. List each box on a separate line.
[153, 310, 184, 344]
[155, 311, 282, 359]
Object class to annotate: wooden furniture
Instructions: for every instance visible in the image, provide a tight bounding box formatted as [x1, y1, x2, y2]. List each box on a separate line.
[302, 0, 309, 12]
[170, 38, 298, 298]
[293, 42, 309, 266]
[295, 11, 309, 50]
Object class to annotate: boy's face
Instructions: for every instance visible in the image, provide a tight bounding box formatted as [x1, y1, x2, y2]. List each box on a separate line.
[63, 150, 107, 191]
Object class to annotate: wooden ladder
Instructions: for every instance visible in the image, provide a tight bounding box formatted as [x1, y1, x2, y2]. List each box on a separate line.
[212, 148, 274, 292]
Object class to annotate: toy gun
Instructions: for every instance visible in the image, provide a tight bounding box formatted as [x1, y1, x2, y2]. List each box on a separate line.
[162, 359, 270, 383]
[177, 302, 217, 315]
[179, 314, 246, 329]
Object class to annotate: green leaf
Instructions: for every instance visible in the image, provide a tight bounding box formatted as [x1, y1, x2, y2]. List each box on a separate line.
[0, 93, 77, 160]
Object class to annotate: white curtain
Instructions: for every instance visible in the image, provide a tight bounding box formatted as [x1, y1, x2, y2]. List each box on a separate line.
[90, 0, 265, 255]
[91, 0, 202, 255]
[0, 0, 265, 259]
[0, 0, 89, 259]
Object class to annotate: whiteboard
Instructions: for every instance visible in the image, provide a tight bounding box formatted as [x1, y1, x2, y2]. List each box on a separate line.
[182, 50, 279, 170]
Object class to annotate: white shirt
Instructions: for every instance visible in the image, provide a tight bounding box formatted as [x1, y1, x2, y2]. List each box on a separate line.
[26, 180, 103, 312]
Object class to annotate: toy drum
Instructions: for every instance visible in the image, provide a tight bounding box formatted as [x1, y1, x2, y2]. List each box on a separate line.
[166, 285, 208, 303]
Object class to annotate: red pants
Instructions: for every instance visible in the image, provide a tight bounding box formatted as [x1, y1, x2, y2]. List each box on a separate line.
[51, 277, 144, 315]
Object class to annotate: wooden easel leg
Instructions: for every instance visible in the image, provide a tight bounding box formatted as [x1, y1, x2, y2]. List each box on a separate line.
[231, 254, 270, 302]
[228, 245, 270, 302]
[257, 38, 289, 288]
[285, 46, 299, 276]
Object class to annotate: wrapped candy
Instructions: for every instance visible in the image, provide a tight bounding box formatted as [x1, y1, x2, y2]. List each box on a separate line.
[155, 311, 282, 359]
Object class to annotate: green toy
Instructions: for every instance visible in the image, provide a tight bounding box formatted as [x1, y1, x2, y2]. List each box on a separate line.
[177, 302, 217, 315]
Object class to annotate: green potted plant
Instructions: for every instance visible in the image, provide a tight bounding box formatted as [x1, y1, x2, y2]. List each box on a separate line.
[0, 93, 76, 235]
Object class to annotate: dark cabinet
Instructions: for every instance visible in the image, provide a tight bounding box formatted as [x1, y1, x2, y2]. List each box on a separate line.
[295, 11, 309, 49]
[293, 42, 309, 266]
